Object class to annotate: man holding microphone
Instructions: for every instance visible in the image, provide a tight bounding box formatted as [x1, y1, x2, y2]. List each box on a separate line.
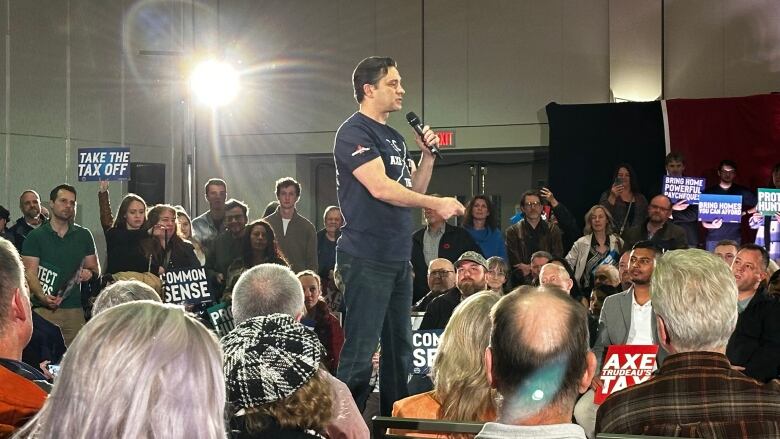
[333, 56, 464, 415]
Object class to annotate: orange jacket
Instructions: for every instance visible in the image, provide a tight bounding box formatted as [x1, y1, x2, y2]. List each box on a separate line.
[0, 366, 46, 438]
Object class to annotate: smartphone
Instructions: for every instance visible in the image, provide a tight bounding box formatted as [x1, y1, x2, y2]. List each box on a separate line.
[613, 176, 623, 186]
[47, 363, 61, 377]
[536, 179, 546, 190]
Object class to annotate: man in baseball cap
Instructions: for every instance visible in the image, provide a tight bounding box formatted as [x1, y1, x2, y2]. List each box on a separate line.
[419, 251, 491, 330]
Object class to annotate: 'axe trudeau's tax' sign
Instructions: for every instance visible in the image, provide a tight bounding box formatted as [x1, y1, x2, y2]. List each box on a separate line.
[410, 330, 442, 375]
[77, 147, 131, 181]
[161, 267, 212, 305]
[594, 345, 658, 404]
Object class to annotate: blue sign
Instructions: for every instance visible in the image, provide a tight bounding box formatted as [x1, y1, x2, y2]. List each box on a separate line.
[410, 330, 442, 375]
[161, 267, 213, 305]
[698, 194, 742, 223]
[662, 176, 706, 204]
[77, 147, 131, 181]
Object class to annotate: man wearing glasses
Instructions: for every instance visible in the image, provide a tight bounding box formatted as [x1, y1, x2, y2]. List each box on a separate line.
[412, 258, 456, 312]
[419, 251, 489, 330]
[622, 194, 688, 252]
[505, 190, 563, 287]
[702, 160, 757, 251]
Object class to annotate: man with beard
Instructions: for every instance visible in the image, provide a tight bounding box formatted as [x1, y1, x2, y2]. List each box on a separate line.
[505, 190, 563, 286]
[419, 251, 489, 330]
[413, 258, 456, 312]
[8, 190, 47, 252]
[205, 199, 248, 301]
[618, 251, 632, 291]
[21, 184, 99, 346]
[726, 244, 780, 382]
[622, 195, 688, 252]
[573, 241, 667, 439]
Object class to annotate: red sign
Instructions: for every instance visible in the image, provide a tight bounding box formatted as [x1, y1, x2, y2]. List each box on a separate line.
[437, 130, 455, 148]
[594, 344, 658, 404]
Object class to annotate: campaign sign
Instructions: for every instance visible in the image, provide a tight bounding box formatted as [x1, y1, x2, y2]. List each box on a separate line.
[698, 194, 743, 223]
[207, 302, 235, 337]
[410, 330, 442, 375]
[77, 147, 131, 181]
[161, 267, 212, 305]
[594, 345, 658, 404]
[757, 188, 780, 216]
[662, 176, 706, 204]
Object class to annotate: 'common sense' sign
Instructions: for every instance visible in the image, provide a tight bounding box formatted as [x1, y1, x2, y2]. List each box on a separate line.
[161, 267, 212, 305]
[410, 330, 442, 375]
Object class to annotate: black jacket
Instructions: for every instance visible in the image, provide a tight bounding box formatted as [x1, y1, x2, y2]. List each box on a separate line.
[418, 288, 461, 330]
[726, 288, 780, 382]
[6, 215, 46, 251]
[622, 219, 689, 252]
[411, 223, 480, 303]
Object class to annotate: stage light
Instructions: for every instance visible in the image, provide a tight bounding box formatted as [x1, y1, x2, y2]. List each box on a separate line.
[189, 59, 239, 107]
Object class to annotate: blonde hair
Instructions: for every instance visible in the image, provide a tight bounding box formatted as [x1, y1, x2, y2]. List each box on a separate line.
[14, 301, 226, 439]
[583, 205, 616, 236]
[244, 369, 333, 434]
[433, 292, 500, 422]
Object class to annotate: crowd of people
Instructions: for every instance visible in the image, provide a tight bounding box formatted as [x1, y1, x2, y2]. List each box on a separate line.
[1, 54, 780, 439]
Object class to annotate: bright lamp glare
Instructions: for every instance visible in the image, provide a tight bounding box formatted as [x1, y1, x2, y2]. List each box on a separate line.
[190, 60, 239, 107]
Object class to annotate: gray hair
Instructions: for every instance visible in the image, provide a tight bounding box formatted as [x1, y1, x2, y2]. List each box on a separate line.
[0, 238, 26, 332]
[14, 301, 225, 439]
[92, 280, 162, 316]
[530, 251, 553, 262]
[231, 264, 304, 324]
[594, 264, 620, 285]
[651, 249, 738, 353]
[539, 263, 571, 283]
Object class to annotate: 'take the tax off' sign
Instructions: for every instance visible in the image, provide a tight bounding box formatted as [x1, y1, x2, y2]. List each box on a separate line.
[77, 147, 131, 182]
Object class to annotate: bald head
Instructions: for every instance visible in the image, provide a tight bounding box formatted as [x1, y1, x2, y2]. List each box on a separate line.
[488, 287, 593, 423]
[428, 258, 456, 292]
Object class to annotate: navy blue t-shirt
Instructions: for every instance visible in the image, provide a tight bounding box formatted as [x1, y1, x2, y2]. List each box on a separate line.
[333, 112, 413, 261]
[704, 183, 757, 242]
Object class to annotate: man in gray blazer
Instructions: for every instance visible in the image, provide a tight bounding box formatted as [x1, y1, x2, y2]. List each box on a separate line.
[574, 241, 668, 439]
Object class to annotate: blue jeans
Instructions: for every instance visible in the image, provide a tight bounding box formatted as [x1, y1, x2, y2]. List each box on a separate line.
[335, 251, 413, 416]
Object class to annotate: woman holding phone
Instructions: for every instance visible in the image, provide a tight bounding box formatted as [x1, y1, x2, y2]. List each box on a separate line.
[599, 164, 647, 234]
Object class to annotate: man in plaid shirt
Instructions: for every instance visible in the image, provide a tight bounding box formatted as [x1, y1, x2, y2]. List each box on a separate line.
[595, 249, 780, 437]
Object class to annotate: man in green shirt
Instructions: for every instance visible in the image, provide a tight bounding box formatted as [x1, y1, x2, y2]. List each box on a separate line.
[21, 184, 99, 346]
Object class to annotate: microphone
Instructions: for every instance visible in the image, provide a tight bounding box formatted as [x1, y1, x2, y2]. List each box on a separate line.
[406, 112, 442, 159]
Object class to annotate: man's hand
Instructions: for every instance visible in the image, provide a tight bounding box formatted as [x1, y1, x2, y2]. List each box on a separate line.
[672, 199, 688, 211]
[43, 294, 63, 310]
[515, 263, 532, 277]
[730, 364, 745, 372]
[540, 187, 558, 208]
[702, 218, 723, 229]
[414, 125, 440, 158]
[590, 375, 604, 391]
[432, 197, 465, 220]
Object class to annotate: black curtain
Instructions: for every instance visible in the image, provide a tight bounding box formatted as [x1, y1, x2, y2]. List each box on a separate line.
[545, 101, 667, 234]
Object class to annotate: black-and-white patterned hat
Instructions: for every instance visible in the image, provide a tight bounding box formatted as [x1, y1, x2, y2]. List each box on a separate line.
[222, 313, 324, 408]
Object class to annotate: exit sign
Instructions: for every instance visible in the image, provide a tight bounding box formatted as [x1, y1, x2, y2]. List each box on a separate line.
[437, 130, 455, 148]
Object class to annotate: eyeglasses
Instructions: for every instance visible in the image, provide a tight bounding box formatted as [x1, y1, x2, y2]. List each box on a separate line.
[429, 270, 454, 278]
[524, 201, 541, 208]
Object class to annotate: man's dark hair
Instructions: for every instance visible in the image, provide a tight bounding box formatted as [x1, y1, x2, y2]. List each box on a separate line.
[773, 162, 780, 174]
[665, 152, 685, 165]
[204, 178, 227, 193]
[49, 184, 77, 202]
[352, 56, 397, 103]
[718, 160, 737, 171]
[739, 243, 769, 270]
[224, 199, 249, 218]
[632, 240, 662, 256]
[519, 190, 541, 208]
[715, 239, 739, 248]
[462, 195, 498, 230]
[593, 284, 621, 297]
[490, 287, 589, 409]
[275, 177, 301, 198]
